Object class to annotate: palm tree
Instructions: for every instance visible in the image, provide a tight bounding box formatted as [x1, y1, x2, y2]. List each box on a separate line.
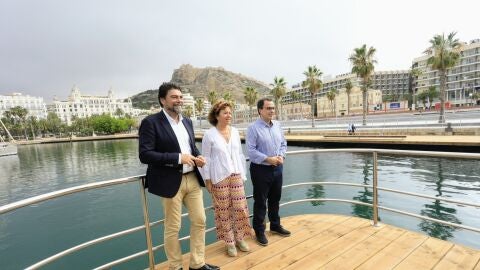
[409, 67, 423, 110]
[270, 76, 287, 120]
[9, 106, 29, 139]
[326, 88, 338, 116]
[244, 87, 258, 122]
[27, 115, 39, 139]
[290, 91, 301, 119]
[349, 44, 377, 126]
[472, 93, 479, 105]
[417, 91, 428, 109]
[426, 32, 461, 123]
[222, 91, 233, 103]
[183, 105, 194, 118]
[194, 98, 205, 128]
[302, 66, 323, 127]
[207, 91, 218, 106]
[222, 91, 236, 123]
[426, 86, 439, 109]
[345, 79, 353, 115]
[114, 108, 124, 117]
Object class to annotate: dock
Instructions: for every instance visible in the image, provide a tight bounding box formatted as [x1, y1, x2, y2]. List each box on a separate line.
[154, 214, 480, 270]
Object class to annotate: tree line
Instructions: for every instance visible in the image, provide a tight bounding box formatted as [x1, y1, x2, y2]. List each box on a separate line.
[1, 107, 136, 140]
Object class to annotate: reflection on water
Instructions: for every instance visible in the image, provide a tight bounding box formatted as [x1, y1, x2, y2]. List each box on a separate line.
[292, 151, 479, 249]
[351, 157, 379, 221]
[419, 160, 461, 240]
[0, 140, 145, 205]
[306, 184, 324, 206]
[419, 200, 460, 240]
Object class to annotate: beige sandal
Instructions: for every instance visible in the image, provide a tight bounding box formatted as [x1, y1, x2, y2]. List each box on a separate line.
[236, 240, 250, 252]
[226, 244, 237, 257]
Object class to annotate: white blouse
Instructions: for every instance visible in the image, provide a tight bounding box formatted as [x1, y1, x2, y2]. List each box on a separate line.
[200, 126, 247, 184]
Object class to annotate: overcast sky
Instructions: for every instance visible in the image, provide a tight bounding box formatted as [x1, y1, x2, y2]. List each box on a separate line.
[1, 0, 478, 102]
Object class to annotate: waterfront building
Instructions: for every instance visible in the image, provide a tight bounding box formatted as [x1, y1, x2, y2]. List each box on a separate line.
[281, 102, 311, 120]
[0, 92, 47, 119]
[412, 38, 480, 107]
[53, 85, 135, 125]
[316, 87, 383, 117]
[283, 70, 408, 117]
[370, 70, 410, 100]
[232, 103, 251, 123]
[182, 93, 195, 117]
[188, 96, 211, 120]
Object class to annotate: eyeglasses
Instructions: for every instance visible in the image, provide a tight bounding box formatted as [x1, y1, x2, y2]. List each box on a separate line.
[263, 107, 275, 110]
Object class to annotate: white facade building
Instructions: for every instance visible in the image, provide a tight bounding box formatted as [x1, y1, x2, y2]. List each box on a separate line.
[53, 85, 135, 125]
[0, 93, 47, 119]
[412, 38, 480, 106]
[284, 71, 410, 105]
[182, 93, 195, 117]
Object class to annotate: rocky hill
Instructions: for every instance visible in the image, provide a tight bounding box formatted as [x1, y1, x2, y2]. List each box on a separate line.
[131, 64, 271, 109]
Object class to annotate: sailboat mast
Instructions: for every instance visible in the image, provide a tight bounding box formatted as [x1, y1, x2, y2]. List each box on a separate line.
[0, 118, 16, 142]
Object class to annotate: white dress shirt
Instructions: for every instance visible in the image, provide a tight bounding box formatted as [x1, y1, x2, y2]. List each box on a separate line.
[200, 126, 246, 184]
[164, 110, 193, 173]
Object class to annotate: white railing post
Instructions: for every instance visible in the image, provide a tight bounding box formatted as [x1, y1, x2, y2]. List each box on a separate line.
[372, 151, 379, 226]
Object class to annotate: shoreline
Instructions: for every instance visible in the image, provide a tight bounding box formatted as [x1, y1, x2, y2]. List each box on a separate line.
[14, 133, 139, 145]
[12, 131, 480, 151]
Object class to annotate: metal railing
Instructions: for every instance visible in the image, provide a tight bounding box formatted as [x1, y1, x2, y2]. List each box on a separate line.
[1, 148, 480, 269]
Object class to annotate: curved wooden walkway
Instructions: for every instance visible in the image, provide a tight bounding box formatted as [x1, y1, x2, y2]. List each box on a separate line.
[155, 214, 480, 269]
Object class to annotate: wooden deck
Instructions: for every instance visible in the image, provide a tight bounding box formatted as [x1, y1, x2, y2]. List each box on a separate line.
[154, 214, 480, 269]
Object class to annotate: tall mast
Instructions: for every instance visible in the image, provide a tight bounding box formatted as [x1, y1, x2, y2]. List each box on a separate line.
[0, 118, 16, 142]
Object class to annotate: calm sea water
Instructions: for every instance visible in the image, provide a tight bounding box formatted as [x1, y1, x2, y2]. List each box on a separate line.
[0, 139, 479, 269]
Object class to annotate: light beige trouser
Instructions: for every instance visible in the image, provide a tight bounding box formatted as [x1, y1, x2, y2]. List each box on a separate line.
[162, 172, 206, 270]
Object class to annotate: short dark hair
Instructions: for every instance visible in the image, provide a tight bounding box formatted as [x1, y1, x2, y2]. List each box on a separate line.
[257, 98, 273, 114]
[208, 100, 232, 126]
[158, 82, 182, 107]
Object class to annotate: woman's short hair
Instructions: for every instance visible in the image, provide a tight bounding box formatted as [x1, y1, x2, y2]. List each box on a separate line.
[208, 100, 232, 126]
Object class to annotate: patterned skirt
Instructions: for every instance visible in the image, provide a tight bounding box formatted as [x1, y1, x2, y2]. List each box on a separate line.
[211, 173, 253, 244]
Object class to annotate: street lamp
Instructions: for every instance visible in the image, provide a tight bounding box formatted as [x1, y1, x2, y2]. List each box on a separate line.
[469, 93, 473, 106]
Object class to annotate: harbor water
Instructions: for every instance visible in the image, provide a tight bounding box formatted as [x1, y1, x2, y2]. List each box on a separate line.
[0, 139, 479, 269]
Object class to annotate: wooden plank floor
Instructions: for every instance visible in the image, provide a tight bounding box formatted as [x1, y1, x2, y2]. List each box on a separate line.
[154, 214, 480, 270]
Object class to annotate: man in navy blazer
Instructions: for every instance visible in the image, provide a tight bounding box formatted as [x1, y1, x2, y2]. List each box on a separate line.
[139, 83, 219, 270]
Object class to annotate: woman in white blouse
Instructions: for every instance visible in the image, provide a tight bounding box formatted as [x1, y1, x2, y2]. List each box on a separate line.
[200, 100, 252, 257]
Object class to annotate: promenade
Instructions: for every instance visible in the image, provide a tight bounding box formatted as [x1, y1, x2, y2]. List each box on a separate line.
[284, 134, 480, 147]
[11, 130, 480, 150]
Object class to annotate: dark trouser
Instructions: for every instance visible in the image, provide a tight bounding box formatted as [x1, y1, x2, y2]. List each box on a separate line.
[250, 163, 283, 233]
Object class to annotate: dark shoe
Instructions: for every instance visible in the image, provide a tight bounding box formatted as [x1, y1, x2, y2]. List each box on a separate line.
[189, 263, 220, 270]
[270, 226, 291, 236]
[255, 231, 268, 246]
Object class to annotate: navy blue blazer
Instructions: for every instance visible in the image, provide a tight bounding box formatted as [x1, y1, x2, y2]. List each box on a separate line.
[138, 110, 204, 198]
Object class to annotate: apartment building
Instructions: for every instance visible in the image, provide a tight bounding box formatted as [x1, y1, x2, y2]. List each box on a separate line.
[53, 85, 135, 125]
[0, 92, 47, 119]
[370, 70, 410, 100]
[317, 86, 383, 117]
[412, 38, 480, 106]
[283, 70, 410, 116]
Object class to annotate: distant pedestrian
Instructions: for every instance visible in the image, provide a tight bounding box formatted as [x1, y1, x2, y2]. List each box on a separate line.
[348, 123, 356, 135]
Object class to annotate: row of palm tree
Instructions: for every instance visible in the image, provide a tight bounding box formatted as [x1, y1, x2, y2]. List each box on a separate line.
[189, 32, 460, 126]
[188, 90, 238, 127]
